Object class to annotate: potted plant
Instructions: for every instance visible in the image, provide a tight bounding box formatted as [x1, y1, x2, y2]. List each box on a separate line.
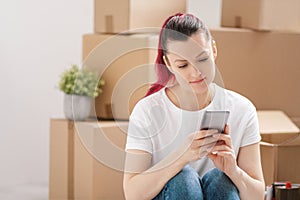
[59, 64, 105, 120]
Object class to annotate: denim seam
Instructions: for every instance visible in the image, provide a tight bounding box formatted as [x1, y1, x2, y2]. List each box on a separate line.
[163, 184, 168, 200]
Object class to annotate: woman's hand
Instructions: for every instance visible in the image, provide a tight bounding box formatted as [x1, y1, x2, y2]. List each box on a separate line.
[207, 125, 238, 176]
[177, 129, 220, 165]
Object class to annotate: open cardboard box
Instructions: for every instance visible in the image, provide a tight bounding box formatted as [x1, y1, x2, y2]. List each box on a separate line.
[258, 111, 300, 186]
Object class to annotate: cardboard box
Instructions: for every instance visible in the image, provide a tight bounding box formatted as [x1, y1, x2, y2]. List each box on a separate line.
[211, 28, 300, 118]
[73, 121, 128, 200]
[221, 0, 300, 31]
[82, 33, 157, 120]
[94, 0, 186, 33]
[258, 111, 300, 186]
[49, 119, 74, 200]
[291, 117, 300, 129]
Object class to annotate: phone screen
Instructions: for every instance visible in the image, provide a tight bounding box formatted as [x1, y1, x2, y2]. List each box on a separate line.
[200, 111, 230, 133]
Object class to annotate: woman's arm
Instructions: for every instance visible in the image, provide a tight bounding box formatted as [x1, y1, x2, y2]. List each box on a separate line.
[123, 149, 186, 200]
[229, 143, 265, 200]
[208, 125, 265, 200]
[123, 129, 219, 200]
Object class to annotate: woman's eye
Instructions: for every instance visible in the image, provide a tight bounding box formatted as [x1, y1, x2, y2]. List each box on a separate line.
[198, 57, 209, 62]
[178, 64, 188, 68]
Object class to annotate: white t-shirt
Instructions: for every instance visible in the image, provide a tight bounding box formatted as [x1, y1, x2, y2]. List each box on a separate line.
[126, 83, 261, 177]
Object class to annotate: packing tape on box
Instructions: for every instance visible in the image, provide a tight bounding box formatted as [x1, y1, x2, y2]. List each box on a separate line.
[105, 15, 113, 33]
[234, 16, 242, 28]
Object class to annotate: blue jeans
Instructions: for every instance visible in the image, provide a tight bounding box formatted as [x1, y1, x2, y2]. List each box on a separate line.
[153, 165, 240, 200]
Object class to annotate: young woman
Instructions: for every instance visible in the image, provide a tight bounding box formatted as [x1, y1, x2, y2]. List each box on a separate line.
[123, 13, 265, 200]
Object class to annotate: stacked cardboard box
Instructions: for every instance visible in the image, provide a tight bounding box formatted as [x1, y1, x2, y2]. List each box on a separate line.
[218, 1, 300, 118]
[221, 0, 300, 31]
[73, 121, 128, 200]
[49, 119, 128, 200]
[258, 111, 300, 186]
[94, 0, 186, 33]
[219, 1, 300, 187]
[210, 28, 300, 118]
[82, 33, 158, 120]
[49, 111, 300, 198]
[70, 1, 187, 199]
[49, 119, 74, 200]
[292, 117, 300, 129]
[83, 0, 186, 120]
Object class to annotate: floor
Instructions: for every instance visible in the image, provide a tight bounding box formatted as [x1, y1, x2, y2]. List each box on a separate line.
[0, 183, 48, 200]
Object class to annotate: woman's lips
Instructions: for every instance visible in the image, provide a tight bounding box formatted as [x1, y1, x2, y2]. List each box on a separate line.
[189, 77, 206, 84]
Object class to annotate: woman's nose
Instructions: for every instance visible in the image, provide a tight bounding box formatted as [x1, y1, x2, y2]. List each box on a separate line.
[190, 65, 201, 77]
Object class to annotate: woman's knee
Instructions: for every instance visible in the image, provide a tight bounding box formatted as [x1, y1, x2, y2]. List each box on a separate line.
[170, 166, 201, 187]
[202, 168, 240, 200]
[154, 165, 203, 200]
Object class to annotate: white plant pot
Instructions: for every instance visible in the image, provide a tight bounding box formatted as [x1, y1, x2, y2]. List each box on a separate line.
[64, 94, 93, 121]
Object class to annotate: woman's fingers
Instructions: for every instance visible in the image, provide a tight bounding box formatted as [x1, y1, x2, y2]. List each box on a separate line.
[213, 151, 233, 157]
[224, 124, 229, 135]
[209, 144, 233, 153]
[212, 133, 233, 147]
[191, 129, 219, 140]
[193, 135, 219, 148]
[185, 127, 234, 160]
[207, 150, 234, 162]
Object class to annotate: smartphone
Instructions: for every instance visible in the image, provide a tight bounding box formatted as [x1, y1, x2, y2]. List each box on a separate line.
[200, 111, 230, 133]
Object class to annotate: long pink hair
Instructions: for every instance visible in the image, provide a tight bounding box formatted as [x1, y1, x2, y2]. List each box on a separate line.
[144, 13, 211, 97]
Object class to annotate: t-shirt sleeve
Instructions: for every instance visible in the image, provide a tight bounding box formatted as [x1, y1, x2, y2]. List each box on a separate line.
[125, 101, 153, 154]
[240, 103, 261, 147]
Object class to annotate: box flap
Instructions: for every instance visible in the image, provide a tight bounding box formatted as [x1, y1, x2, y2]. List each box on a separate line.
[258, 110, 300, 134]
[260, 141, 277, 147]
[261, 133, 300, 145]
[280, 135, 300, 146]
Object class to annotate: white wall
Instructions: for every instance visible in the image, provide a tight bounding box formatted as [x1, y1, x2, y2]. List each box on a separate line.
[0, 0, 93, 199]
[187, 0, 222, 28]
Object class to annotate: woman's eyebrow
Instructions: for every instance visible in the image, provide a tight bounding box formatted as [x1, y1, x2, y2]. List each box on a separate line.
[195, 51, 209, 58]
[174, 58, 187, 63]
[174, 50, 209, 63]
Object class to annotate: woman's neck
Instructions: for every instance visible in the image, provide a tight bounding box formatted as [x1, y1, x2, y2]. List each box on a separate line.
[166, 85, 212, 111]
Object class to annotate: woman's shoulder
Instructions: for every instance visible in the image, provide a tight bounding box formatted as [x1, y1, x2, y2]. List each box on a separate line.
[227, 89, 253, 105]
[214, 84, 256, 111]
[131, 88, 166, 114]
[138, 88, 165, 105]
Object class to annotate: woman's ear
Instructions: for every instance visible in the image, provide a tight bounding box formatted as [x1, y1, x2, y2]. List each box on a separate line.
[163, 55, 173, 72]
[212, 40, 217, 60]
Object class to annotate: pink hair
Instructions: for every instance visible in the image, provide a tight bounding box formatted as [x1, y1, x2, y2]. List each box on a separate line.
[144, 13, 184, 97]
